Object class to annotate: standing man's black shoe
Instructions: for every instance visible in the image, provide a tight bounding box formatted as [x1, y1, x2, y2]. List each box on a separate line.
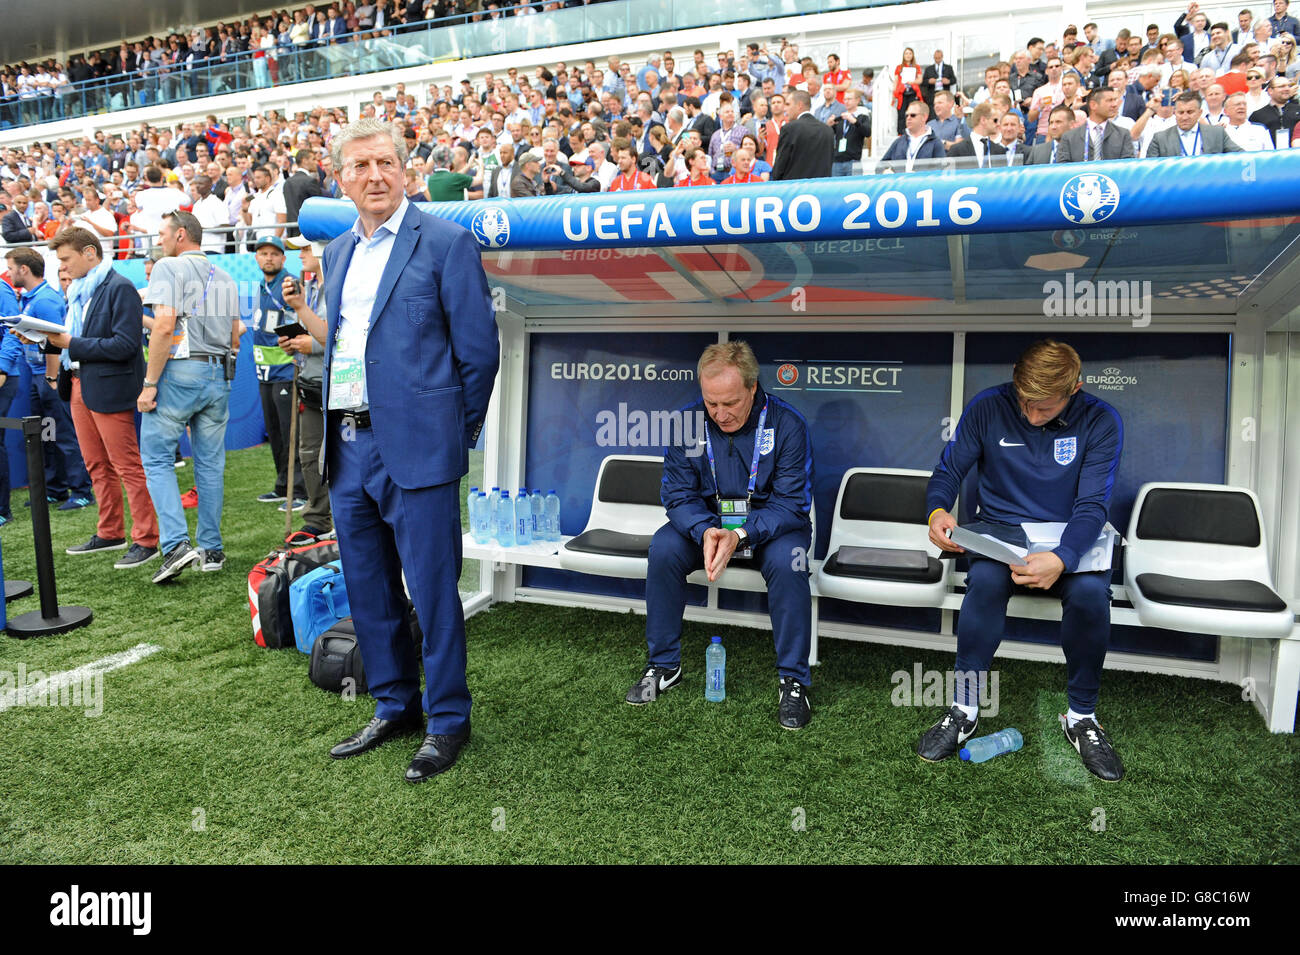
[329, 714, 424, 759]
[405, 728, 470, 782]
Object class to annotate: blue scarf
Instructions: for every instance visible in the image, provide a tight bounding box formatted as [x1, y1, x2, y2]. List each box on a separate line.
[61, 258, 112, 370]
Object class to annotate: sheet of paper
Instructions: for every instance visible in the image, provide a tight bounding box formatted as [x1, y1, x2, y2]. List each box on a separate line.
[1019, 522, 1118, 572]
[1, 314, 68, 343]
[948, 526, 1029, 565]
[900, 67, 918, 84]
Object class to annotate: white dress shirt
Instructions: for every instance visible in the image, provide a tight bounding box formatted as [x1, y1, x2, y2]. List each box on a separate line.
[1224, 120, 1276, 151]
[333, 197, 410, 410]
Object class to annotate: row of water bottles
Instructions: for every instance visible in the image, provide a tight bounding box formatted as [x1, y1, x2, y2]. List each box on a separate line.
[468, 487, 561, 546]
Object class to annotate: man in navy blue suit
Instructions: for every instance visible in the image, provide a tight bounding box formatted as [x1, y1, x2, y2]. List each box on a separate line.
[322, 119, 499, 782]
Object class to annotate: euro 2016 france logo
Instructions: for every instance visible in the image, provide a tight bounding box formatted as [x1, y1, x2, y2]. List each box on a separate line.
[471, 207, 511, 248]
[1059, 174, 1120, 226]
[1054, 436, 1077, 466]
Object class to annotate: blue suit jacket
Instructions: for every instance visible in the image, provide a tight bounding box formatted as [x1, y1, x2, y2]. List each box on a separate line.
[321, 202, 500, 490]
[65, 269, 146, 415]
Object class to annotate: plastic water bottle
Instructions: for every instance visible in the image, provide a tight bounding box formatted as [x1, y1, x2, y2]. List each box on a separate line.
[531, 488, 544, 537]
[705, 636, 725, 701]
[544, 490, 561, 541]
[467, 491, 480, 542]
[515, 489, 532, 545]
[959, 728, 1024, 763]
[472, 492, 490, 544]
[488, 486, 501, 541]
[467, 486, 478, 518]
[496, 490, 515, 546]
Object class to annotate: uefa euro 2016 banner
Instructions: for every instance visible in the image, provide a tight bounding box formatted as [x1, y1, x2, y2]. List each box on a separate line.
[299, 153, 1300, 250]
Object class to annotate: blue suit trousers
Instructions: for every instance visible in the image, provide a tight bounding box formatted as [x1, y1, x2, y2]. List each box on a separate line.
[327, 422, 469, 735]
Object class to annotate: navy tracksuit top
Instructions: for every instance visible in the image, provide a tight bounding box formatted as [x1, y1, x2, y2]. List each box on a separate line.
[661, 384, 814, 548]
[925, 382, 1124, 570]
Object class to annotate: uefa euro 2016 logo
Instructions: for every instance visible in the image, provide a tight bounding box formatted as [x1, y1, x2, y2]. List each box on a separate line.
[471, 207, 511, 248]
[1059, 174, 1120, 226]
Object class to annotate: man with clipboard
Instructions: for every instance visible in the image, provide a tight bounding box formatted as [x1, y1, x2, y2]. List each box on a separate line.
[918, 340, 1126, 780]
[626, 341, 816, 730]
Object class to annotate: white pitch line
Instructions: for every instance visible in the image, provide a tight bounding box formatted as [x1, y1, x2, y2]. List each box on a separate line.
[0, 642, 163, 712]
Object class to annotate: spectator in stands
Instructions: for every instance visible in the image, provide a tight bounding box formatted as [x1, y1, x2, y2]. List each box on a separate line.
[1235, 8, 1258, 43]
[1, 192, 37, 244]
[991, 111, 1027, 164]
[69, 188, 118, 258]
[1270, 0, 1300, 36]
[132, 165, 186, 245]
[587, 140, 616, 189]
[920, 340, 1124, 781]
[244, 163, 288, 245]
[673, 145, 713, 187]
[878, 100, 945, 172]
[486, 141, 516, 197]
[1057, 87, 1134, 160]
[1148, 90, 1246, 153]
[1223, 90, 1278, 147]
[946, 102, 1006, 167]
[1122, 63, 1163, 120]
[1026, 56, 1065, 143]
[927, 89, 969, 149]
[1025, 104, 1076, 163]
[427, 144, 478, 200]
[1010, 51, 1045, 116]
[139, 210, 241, 582]
[893, 48, 925, 133]
[922, 48, 956, 110]
[36, 229, 158, 562]
[771, 90, 834, 180]
[1131, 84, 1179, 155]
[1249, 74, 1300, 140]
[188, 175, 228, 255]
[606, 138, 655, 191]
[813, 82, 845, 124]
[707, 103, 746, 181]
[509, 151, 543, 197]
[282, 149, 324, 235]
[625, 340, 814, 730]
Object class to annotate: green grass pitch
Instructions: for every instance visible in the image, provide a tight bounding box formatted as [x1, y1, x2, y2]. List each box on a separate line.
[0, 445, 1296, 864]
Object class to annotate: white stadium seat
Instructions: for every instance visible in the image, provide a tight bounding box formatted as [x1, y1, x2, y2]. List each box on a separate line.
[1124, 483, 1295, 639]
[558, 455, 667, 579]
[814, 468, 950, 608]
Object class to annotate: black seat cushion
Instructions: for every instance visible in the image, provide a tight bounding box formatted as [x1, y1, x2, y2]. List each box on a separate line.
[823, 548, 944, 584]
[564, 529, 653, 559]
[599, 459, 663, 507]
[840, 472, 932, 525]
[1136, 488, 1260, 547]
[1135, 574, 1287, 613]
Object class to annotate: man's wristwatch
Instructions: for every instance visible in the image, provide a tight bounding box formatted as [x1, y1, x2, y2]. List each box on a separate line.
[143, 378, 159, 388]
[45, 376, 57, 384]
[732, 527, 749, 547]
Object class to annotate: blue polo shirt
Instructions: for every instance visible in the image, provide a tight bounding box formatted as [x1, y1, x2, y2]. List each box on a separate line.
[0, 281, 24, 378]
[926, 382, 1124, 570]
[17, 280, 67, 375]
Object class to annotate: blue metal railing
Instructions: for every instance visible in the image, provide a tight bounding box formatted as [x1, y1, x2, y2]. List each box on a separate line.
[0, 0, 886, 132]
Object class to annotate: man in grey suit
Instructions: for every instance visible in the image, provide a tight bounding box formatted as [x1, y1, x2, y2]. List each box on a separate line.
[1147, 91, 1245, 155]
[1056, 88, 1136, 161]
[1025, 105, 1075, 163]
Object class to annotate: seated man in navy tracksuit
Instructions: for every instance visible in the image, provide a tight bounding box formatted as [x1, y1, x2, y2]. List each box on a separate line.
[626, 341, 815, 729]
[918, 340, 1125, 780]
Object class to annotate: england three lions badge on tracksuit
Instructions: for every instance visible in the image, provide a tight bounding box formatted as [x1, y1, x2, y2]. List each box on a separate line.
[759, 428, 775, 456]
[1054, 436, 1077, 466]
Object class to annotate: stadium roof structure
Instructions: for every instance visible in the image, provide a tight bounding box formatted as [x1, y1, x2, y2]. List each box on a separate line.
[0, 1, 254, 68]
[301, 153, 1300, 325]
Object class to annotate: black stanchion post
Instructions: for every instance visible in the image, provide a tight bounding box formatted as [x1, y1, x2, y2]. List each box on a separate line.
[6, 415, 92, 638]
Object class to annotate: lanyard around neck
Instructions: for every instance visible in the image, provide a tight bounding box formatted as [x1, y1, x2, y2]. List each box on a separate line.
[704, 399, 768, 504]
